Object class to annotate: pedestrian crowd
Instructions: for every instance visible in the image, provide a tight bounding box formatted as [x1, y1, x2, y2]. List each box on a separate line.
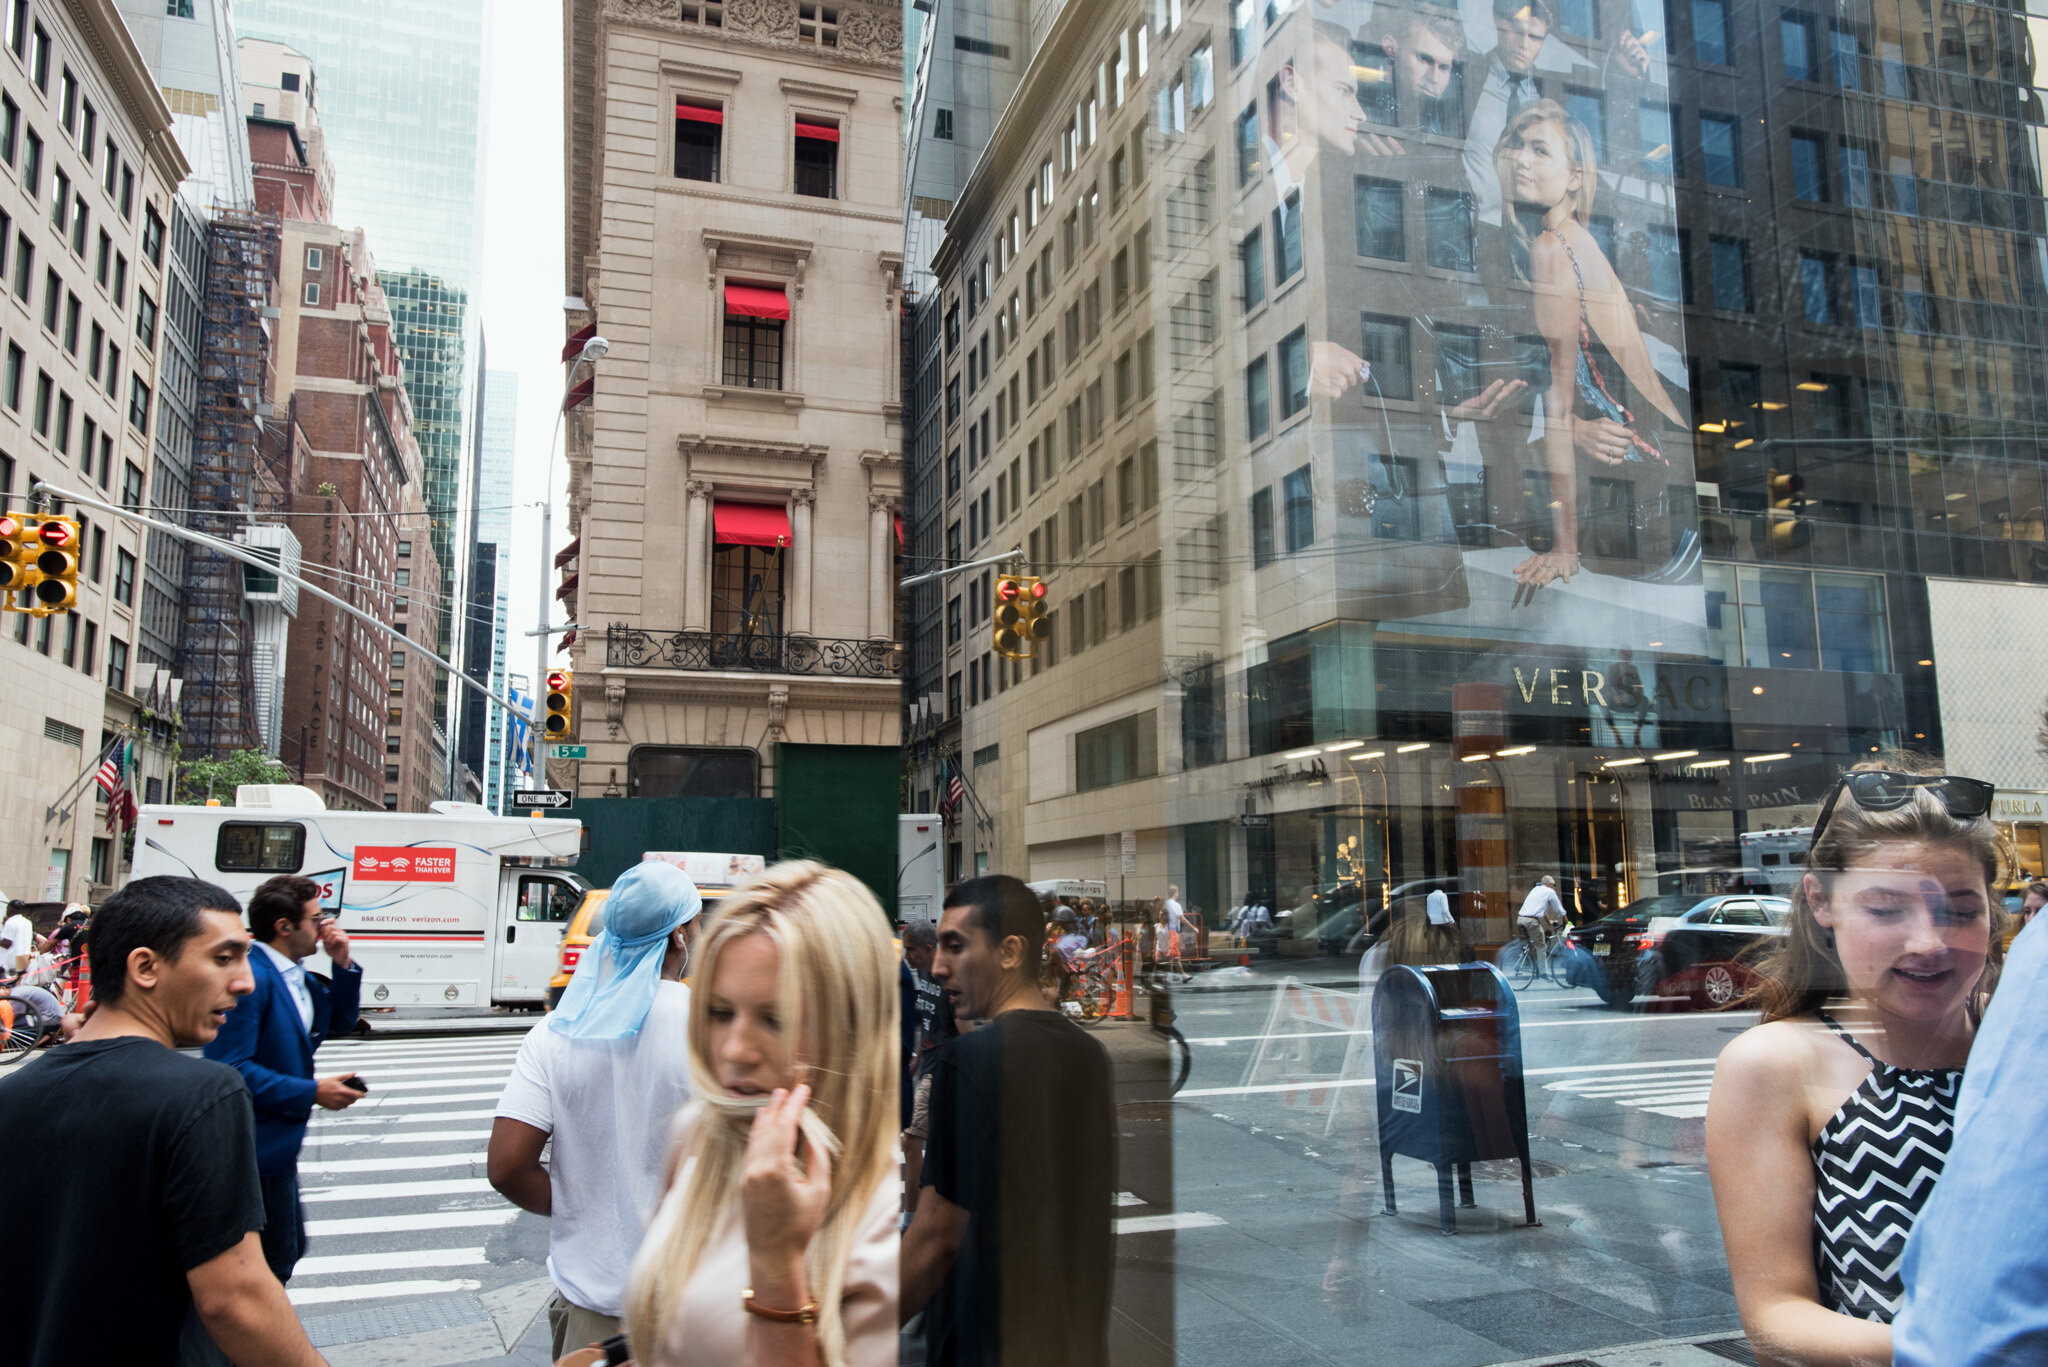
[8, 753, 2048, 1366]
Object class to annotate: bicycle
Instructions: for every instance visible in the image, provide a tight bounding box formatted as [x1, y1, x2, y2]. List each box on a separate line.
[1496, 923, 1571, 989]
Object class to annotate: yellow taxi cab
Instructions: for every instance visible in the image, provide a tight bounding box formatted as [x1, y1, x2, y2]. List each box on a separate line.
[545, 889, 610, 1010]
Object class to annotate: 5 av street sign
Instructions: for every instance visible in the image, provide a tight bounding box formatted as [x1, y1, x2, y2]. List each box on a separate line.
[511, 789, 574, 812]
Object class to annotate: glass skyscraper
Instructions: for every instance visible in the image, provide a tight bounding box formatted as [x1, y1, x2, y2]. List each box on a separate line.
[235, 0, 486, 697]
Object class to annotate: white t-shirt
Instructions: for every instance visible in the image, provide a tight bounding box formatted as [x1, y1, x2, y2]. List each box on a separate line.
[495, 979, 695, 1316]
[2, 912, 36, 965]
[1518, 883, 1566, 923]
[1164, 899, 1185, 933]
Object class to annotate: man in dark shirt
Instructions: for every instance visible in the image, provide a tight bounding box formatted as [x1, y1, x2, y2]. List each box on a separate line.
[902, 874, 1116, 1367]
[0, 876, 326, 1367]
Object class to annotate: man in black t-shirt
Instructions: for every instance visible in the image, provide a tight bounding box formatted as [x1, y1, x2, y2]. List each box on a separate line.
[0, 876, 327, 1367]
[902, 874, 1116, 1367]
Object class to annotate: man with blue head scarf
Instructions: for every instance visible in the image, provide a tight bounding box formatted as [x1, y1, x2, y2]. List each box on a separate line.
[489, 859, 705, 1358]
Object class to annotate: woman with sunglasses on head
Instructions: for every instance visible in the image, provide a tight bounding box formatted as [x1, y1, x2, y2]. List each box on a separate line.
[623, 861, 899, 1367]
[1706, 758, 2009, 1367]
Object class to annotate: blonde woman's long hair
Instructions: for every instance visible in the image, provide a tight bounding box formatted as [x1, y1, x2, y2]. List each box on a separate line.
[625, 861, 899, 1367]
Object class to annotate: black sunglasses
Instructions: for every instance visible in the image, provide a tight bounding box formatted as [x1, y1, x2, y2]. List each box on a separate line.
[1810, 770, 1996, 849]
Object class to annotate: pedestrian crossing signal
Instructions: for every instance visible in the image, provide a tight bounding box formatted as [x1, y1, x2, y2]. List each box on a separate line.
[0, 514, 80, 615]
[991, 574, 1050, 660]
[544, 668, 573, 737]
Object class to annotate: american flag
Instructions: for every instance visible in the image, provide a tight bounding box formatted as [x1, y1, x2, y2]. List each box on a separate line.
[97, 737, 135, 833]
[939, 762, 966, 834]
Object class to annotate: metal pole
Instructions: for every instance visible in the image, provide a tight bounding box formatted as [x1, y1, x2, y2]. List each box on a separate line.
[33, 480, 529, 722]
[535, 338, 608, 790]
[898, 547, 1025, 590]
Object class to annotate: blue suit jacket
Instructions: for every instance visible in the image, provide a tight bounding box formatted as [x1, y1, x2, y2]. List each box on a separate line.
[204, 947, 362, 1176]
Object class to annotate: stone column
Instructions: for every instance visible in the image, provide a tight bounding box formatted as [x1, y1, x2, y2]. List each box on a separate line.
[868, 493, 895, 641]
[684, 480, 714, 632]
[788, 488, 816, 638]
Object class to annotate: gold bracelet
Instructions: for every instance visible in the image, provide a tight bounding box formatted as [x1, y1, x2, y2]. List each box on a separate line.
[742, 1289, 817, 1325]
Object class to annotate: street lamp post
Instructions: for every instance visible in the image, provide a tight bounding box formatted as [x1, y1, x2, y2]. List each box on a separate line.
[533, 335, 609, 788]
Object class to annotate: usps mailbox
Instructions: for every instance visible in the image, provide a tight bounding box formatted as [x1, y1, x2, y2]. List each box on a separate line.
[1371, 963, 1539, 1234]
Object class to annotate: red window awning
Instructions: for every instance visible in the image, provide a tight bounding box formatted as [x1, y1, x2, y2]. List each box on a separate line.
[713, 501, 792, 548]
[676, 102, 723, 125]
[560, 321, 596, 363]
[724, 283, 790, 320]
[561, 376, 594, 412]
[794, 121, 840, 142]
[556, 571, 579, 605]
[553, 537, 580, 569]
[894, 513, 903, 545]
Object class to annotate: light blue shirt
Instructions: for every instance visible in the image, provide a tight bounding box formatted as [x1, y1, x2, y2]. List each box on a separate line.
[1892, 918, 2048, 1365]
[258, 938, 314, 1035]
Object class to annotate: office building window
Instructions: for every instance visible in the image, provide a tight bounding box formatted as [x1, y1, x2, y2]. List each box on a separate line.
[675, 101, 722, 181]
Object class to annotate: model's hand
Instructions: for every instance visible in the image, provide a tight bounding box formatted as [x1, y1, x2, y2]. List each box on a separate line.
[1310, 342, 1369, 400]
[1574, 417, 1635, 465]
[1513, 549, 1579, 588]
[1355, 130, 1406, 158]
[1614, 30, 1651, 78]
[317, 920, 352, 970]
[315, 1074, 363, 1110]
[741, 1085, 833, 1273]
[1446, 378, 1528, 421]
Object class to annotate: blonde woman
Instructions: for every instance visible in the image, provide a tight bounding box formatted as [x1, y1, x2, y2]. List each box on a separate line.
[1495, 100, 1686, 592]
[624, 862, 899, 1367]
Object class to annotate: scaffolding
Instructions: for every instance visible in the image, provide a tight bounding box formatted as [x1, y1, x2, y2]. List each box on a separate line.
[175, 204, 284, 760]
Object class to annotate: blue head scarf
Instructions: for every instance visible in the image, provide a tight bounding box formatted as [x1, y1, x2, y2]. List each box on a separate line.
[549, 860, 704, 1041]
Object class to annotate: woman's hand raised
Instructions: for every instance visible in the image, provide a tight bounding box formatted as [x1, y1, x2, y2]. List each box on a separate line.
[740, 1084, 834, 1277]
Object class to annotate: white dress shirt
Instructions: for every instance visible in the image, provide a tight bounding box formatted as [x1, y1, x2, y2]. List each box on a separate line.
[1463, 56, 1538, 227]
[259, 938, 315, 1034]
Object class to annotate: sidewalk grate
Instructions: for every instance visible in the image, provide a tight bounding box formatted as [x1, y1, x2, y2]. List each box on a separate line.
[300, 1293, 488, 1348]
[1695, 1339, 1760, 1364]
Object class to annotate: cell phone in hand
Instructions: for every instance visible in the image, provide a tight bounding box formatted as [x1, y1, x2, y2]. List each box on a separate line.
[341, 1076, 369, 1093]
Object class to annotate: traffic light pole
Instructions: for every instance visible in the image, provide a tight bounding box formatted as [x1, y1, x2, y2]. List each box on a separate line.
[32, 479, 531, 726]
[899, 547, 1023, 590]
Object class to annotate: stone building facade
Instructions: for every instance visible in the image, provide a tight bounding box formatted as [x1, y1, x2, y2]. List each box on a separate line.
[0, 0, 189, 903]
[561, 0, 906, 816]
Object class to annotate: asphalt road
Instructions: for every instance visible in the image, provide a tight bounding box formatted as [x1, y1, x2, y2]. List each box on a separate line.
[270, 969, 1756, 1367]
[1115, 965, 1758, 1367]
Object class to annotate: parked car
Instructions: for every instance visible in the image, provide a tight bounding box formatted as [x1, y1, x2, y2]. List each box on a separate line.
[1564, 893, 1791, 1007]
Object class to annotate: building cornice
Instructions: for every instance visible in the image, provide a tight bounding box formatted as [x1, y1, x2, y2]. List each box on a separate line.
[65, 0, 190, 189]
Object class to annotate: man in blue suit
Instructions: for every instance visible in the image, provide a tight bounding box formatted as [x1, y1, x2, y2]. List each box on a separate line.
[204, 873, 364, 1282]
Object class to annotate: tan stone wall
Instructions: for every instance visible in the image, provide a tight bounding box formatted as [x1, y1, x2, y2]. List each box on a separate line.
[563, 2, 906, 799]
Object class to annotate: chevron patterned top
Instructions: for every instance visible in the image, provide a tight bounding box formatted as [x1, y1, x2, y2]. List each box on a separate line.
[1809, 1011, 1963, 1323]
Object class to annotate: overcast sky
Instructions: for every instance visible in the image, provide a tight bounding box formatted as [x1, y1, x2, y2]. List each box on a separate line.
[475, 0, 567, 692]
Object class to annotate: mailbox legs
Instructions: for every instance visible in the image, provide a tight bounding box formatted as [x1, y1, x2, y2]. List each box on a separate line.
[1379, 1149, 1396, 1216]
[1435, 1164, 1458, 1233]
[1456, 1163, 1476, 1208]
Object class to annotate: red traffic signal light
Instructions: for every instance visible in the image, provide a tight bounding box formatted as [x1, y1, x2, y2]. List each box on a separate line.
[545, 669, 570, 692]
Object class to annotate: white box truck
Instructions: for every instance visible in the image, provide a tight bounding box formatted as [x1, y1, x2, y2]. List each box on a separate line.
[129, 785, 586, 1007]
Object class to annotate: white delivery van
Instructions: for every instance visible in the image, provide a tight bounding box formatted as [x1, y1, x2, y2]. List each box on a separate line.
[898, 814, 944, 924]
[129, 785, 585, 1007]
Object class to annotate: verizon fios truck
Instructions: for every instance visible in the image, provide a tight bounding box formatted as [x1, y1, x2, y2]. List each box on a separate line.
[129, 785, 586, 1007]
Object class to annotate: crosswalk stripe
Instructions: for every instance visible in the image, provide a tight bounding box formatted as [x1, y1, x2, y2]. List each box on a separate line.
[322, 1041, 527, 1057]
[292, 1248, 489, 1277]
[305, 1129, 494, 1147]
[350, 1075, 509, 1092]
[1116, 1211, 1226, 1234]
[304, 1209, 519, 1237]
[1640, 1102, 1711, 1119]
[319, 1091, 505, 1110]
[287, 1279, 483, 1307]
[326, 1062, 521, 1079]
[314, 1108, 500, 1127]
[299, 1152, 482, 1175]
[300, 1177, 497, 1203]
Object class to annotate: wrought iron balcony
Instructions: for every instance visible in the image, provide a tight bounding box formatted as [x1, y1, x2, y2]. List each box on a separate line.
[607, 626, 902, 679]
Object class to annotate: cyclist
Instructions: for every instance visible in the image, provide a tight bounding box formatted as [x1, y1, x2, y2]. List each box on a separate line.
[1516, 875, 1567, 976]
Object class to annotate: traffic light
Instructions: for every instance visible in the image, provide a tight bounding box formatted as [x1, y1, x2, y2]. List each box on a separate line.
[0, 514, 79, 614]
[1762, 469, 1812, 554]
[992, 574, 1050, 659]
[543, 668, 573, 737]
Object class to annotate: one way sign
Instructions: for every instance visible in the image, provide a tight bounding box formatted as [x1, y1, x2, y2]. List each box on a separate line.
[511, 789, 574, 812]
